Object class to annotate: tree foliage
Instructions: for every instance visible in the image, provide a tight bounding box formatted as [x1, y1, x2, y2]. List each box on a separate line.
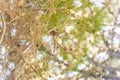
[0, 0, 117, 80]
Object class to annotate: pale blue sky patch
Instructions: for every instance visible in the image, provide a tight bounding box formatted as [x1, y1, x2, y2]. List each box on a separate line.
[114, 27, 120, 35]
[0, 65, 2, 73]
[103, 31, 112, 39]
[77, 64, 86, 70]
[36, 53, 44, 60]
[43, 35, 53, 44]
[96, 52, 109, 63]
[0, 46, 5, 55]
[48, 78, 54, 80]
[90, 0, 104, 8]
[49, 60, 54, 65]
[10, 28, 17, 36]
[65, 25, 74, 33]
[18, 40, 29, 46]
[102, 26, 113, 31]
[68, 71, 78, 78]
[113, 37, 120, 48]
[57, 54, 63, 61]
[8, 62, 15, 70]
[73, 0, 82, 7]
[5, 69, 11, 76]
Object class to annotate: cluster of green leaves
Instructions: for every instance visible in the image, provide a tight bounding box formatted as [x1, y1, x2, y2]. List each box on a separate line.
[0, 0, 110, 79]
[38, 0, 106, 69]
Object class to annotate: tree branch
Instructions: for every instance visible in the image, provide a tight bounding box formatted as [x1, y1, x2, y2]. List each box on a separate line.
[0, 13, 6, 45]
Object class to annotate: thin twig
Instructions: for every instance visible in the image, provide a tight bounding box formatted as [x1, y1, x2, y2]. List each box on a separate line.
[0, 13, 6, 45]
[87, 55, 120, 72]
[7, 13, 25, 25]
